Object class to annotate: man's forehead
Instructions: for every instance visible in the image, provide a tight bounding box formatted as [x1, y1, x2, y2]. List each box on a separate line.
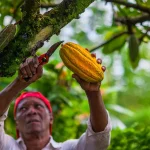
[17, 97, 46, 107]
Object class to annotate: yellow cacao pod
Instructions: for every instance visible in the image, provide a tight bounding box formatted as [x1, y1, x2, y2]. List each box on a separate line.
[59, 42, 104, 83]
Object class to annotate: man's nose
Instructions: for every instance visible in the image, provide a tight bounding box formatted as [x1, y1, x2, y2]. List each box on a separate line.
[26, 106, 37, 115]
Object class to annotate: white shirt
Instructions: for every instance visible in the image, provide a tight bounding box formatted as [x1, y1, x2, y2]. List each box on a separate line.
[0, 109, 112, 150]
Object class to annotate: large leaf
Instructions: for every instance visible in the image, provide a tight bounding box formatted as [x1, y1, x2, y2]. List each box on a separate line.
[136, 0, 150, 6]
[116, 4, 141, 18]
[96, 26, 118, 34]
[106, 104, 134, 116]
[110, 114, 126, 129]
[102, 33, 127, 54]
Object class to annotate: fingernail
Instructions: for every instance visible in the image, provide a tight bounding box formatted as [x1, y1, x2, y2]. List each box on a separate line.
[97, 58, 102, 64]
[102, 66, 106, 72]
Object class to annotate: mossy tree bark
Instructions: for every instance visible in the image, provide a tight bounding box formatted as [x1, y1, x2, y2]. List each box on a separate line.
[0, 0, 95, 77]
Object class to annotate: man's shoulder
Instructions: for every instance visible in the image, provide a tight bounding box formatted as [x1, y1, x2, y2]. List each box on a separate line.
[0, 134, 20, 150]
[62, 138, 79, 150]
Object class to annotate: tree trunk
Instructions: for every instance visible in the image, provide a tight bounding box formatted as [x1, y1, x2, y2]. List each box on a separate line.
[0, 0, 95, 77]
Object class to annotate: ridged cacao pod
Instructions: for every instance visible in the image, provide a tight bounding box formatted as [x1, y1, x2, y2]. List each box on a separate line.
[128, 34, 139, 68]
[0, 24, 16, 53]
[59, 42, 104, 83]
[128, 34, 139, 62]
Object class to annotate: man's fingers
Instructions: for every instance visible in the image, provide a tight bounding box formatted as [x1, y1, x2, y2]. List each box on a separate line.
[36, 65, 43, 78]
[97, 58, 102, 64]
[33, 55, 39, 68]
[28, 58, 37, 75]
[24, 59, 33, 77]
[102, 66, 106, 72]
[18, 56, 43, 83]
[20, 63, 28, 78]
[20, 57, 38, 78]
[72, 74, 81, 83]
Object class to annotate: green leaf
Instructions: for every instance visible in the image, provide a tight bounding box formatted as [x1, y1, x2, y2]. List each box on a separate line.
[107, 104, 134, 116]
[96, 26, 117, 34]
[102, 34, 127, 54]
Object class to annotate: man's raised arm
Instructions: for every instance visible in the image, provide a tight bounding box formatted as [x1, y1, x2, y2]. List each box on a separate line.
[71, 56, 111, 150]
[0, 56, 42, 116]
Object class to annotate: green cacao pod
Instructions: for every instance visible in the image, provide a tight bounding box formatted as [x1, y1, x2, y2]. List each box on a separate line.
[0, 24, 16, 53]
[59, 42, 104, 83]
[128, 34, 139, 68]
[128, 34, 139, 62]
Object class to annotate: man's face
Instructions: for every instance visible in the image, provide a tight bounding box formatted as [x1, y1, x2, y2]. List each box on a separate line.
[15, 97, 53, 136]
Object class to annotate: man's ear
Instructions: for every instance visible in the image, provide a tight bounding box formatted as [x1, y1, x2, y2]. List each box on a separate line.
[49, 113, 53, 124]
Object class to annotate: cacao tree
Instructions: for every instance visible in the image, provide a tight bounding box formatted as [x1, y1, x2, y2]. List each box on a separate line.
[0, 0, 95, 77]
[0, 0, 150, 74]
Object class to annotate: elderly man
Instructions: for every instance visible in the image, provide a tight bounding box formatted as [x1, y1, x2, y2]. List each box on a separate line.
[0, 55, 111, 150]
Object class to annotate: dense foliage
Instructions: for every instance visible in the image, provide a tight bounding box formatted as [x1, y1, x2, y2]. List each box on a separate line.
[108, 124, 150, 150]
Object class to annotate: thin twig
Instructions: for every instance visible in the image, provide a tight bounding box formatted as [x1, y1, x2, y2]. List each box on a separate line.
[115, 14, 150, 25]
[139, 28, 150, 43]
[106, 0, 150, 14]
[90, 31, 128, 52]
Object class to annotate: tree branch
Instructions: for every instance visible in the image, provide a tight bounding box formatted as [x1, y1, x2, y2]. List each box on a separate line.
[0, 0, 95, 77]
[29, 0, 95, 56]
[106, 0, 150, 14]
[10, 0, 24, 24]
[139, 28, 150, 43]
[21, 0, 40, 20]
[115, 14, 150, 25]
[40, 3, 58, 8]
[90, 31, 128, 52]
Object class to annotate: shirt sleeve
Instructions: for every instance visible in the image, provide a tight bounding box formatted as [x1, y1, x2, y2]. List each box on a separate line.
[0, 108, 9, 135]
[0, 108, 12, 149]
[62, 110, 112, 150]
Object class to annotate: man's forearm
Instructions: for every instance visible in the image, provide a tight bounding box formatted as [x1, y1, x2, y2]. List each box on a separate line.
[0, 78, 28, 116]
[85, 90, 108, 132]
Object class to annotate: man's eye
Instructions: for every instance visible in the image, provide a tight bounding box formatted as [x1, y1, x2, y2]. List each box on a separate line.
[20, 107, 27, 111]
[36, 104, 43, 108]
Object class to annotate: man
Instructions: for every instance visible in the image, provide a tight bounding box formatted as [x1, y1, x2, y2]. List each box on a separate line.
[0, 55, 111, 150]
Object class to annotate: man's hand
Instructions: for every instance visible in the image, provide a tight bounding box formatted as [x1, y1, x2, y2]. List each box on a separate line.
[18, 56, 43, 83]
[72, 55, 106, 92]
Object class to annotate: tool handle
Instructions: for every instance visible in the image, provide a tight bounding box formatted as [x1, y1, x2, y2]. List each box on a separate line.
[38, 54, 49, 65]
[22, 41, 63, 82]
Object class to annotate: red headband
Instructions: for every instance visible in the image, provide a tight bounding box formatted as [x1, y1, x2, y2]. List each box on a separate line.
[14, 91, 52, 138]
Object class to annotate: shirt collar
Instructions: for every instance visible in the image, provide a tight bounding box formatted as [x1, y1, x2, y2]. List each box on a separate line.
[16, 136, 62, 149]
[49, 136, 62, 148]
